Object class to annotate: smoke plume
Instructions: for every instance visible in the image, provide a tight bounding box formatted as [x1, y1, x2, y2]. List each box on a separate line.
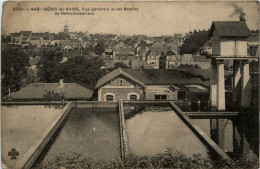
[229, 3, 246, 22]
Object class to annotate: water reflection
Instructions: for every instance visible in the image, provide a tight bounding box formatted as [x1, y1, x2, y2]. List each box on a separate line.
[36, 108, 120, 163]
[191, 112, 259, 161]
[125, 105, 209, 158]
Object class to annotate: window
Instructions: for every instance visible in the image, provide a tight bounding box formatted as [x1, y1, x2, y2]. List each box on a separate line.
[177, 91, 186, 100]
[119, 79, 123, 86]
[130, 95, 137, 100]
[106, 95, 114, 101]
[155, 95, 167, 100]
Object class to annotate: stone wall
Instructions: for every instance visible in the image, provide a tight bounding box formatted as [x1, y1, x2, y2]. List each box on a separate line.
[100, 87, 144, 101]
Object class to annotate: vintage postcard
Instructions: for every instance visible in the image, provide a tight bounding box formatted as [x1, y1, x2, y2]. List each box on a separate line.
[1, 1, 259, 169]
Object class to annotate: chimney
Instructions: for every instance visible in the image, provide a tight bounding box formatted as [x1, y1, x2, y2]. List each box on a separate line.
[59, 79, 64, 88]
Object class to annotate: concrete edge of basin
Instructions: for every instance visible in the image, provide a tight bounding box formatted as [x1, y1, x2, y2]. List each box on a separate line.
[119, 100, 128, 159]
[14, 102, 74, 169]
[75, 101, 118, 109]
[1, 161, 8, 169]
[169, 101, 233, 165]
[12, 101, 119, 169]
[1, 101, 66, 105]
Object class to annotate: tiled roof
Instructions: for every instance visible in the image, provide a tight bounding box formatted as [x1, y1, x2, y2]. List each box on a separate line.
[177, 68, 211, 80]
[11, 32, 21, 37]
[61, 41, 73, 48]
[21, 31, 32, 36]
[108, 41, 118, 49]
[208, 21, 251, 37]
[124, 69, 207, 85]
[95, 68, 146, 89]
[31, 33, 49, 37]
[96, 68, 210, 89]
[10, 83, 93, 100]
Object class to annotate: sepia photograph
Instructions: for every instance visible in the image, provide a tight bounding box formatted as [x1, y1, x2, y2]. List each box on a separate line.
[1, 1, 259, 168]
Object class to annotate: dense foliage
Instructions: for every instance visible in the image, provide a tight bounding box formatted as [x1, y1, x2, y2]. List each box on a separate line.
[37, 49, 63, 82]
[114, 62, 129, 69]
[1, 35, 11, 44]
[180, 30, 209, 55]
[178, 64, 201, 69]
[43, 90, 65, 101]
[37, 51, 105, 86]
[1, 45, 30, 96]
[32, 150, 259, 169]
[94, 43, 105, 56]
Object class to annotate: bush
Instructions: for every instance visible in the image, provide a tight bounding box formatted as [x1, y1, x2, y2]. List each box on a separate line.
[32, 149, 259, 169]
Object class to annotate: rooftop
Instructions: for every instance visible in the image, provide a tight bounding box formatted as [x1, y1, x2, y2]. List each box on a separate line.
[208, 21, 251, 37]
[10, 83, 93, 100]
[95, 68, 210, 89]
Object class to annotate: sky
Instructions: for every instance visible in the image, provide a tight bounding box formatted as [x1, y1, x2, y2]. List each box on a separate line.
[2, 1, 259, 36]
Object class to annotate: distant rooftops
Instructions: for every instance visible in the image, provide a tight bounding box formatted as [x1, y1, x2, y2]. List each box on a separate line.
[21, 31, 32, 36]
[10, 82, 94, 100]
[208, 21, 251, 37]
[95, 68, 210, 89]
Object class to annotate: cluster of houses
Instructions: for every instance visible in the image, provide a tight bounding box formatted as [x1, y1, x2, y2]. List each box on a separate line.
[5, 21, 259, 112]
[11, 22, 209, 69]
[8, 68, 211, 105]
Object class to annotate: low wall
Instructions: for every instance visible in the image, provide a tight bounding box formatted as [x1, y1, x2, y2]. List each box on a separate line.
[74, 101, 118, 109]
[118, 100, 128, 158]
[14, 102, 74, 169]
[1, 101, 66, 105]
[10, 101, 119, 168]
[122, 100, 169, 104]
[5, 100, 233, 168]
[169, 101, 232, 165]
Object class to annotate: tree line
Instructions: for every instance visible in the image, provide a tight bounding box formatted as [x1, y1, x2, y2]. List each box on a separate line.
[180, 29, 210, 55]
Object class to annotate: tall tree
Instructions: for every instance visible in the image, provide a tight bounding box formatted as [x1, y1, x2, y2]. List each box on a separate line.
[46, 56, 105, 86]
[180, 30, 209, 55]
[37, 49, 63, 82]
[1, 46, 30, 96]
[93, 43, 105, 56]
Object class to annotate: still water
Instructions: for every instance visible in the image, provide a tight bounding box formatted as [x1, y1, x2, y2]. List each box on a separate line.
[191, 114, 259, 161]
[124, 105, 210, 158]
[36, 108, 120, 163]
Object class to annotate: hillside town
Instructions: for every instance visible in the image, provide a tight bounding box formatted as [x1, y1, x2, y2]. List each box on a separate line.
[1, 1, 260, 169]
[7, 22, 214, 69]
[2, 21, 259, 107]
